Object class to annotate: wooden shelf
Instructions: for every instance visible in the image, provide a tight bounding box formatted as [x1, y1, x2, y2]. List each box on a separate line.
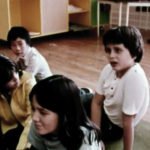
[69, 23, 92, 32]
[69, 0, 91, 26]
[29, 32, 40, 36]
[69, 10, 88, 14]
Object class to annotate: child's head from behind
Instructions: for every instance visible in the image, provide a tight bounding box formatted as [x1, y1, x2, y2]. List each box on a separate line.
[103, 26, 144, 63]
[0, 54, 20, 92]
[29, 75, 86, 136]
[7, 26, 31, 56]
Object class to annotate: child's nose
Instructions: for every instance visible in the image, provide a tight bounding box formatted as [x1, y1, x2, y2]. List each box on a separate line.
[16, 45, 21, 51]
[109, 51, 116, 58]
[32, 112, 40, 122]
[13, 77, 18, 82]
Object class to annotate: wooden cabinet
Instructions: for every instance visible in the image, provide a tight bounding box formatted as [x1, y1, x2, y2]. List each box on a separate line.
[0, 0, 92, 40]
[69, 0, 91, 26]
[0, 0, 68, 40]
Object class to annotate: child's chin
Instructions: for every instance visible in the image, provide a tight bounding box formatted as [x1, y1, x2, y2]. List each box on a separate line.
[36, 129, 46, 135]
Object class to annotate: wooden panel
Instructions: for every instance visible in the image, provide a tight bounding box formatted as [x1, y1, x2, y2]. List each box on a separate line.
[41, 0, 68, 34]
[0, 0, 10, 40]
[69, 0, 90, 10]
[69, 12, 90, 26]
[9, 0, 21, 26]
[20, 0, 41, 33]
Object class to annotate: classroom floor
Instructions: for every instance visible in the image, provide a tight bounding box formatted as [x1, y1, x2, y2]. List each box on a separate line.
[0, 27, 150, 124]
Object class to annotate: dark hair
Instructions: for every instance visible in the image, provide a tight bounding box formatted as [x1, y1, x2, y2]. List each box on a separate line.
[0, 53, 23, 92]
[103, 26, 144, 62]
[7, 26, 31, 48]
[29, 75, 101, 150]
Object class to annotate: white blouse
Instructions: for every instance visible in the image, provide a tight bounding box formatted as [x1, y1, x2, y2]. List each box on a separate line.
[17, 46, 52, 81]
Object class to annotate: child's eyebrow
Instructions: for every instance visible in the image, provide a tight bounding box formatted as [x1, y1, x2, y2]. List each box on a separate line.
[38, 108, 47, 111]
[31, 102, 49, 111]
[17, 41, 24, 43]
[10, 41, 16, 44]
[32, 106, 48, 112]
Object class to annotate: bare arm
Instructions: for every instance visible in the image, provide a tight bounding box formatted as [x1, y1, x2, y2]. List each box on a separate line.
[122, 113, 135, 150]
[91, 92, 105, 127]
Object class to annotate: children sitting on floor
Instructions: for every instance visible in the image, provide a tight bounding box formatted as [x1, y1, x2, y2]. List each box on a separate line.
[7, 26, 94, 119]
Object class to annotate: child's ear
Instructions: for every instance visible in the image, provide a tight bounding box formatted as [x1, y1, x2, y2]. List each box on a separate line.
[132, 56, 137, 60]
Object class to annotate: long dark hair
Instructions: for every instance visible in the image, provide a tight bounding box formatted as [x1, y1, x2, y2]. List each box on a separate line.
[103, 26, 144, 62]
[29, 75, 101, 150]
[0, 53, 23, 92]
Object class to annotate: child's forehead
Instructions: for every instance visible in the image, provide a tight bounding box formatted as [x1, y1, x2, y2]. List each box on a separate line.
[11, 37, 26, 43]
[105, 43, 127, 49]
[105, 43, 124, 47]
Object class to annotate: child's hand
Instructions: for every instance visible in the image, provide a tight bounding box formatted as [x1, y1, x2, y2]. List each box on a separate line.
[100, 141, 105, 150]
[15, 53, 23, 61]
[17, 56, 26, 70]
[19, 56, 25, 62]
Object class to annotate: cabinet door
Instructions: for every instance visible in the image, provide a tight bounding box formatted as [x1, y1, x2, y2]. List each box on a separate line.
[0, 0, 10, 40]
[41, 0, 68, 35]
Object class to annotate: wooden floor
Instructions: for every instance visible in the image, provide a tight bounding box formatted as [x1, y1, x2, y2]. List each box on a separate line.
[0, 28, 150, 123]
